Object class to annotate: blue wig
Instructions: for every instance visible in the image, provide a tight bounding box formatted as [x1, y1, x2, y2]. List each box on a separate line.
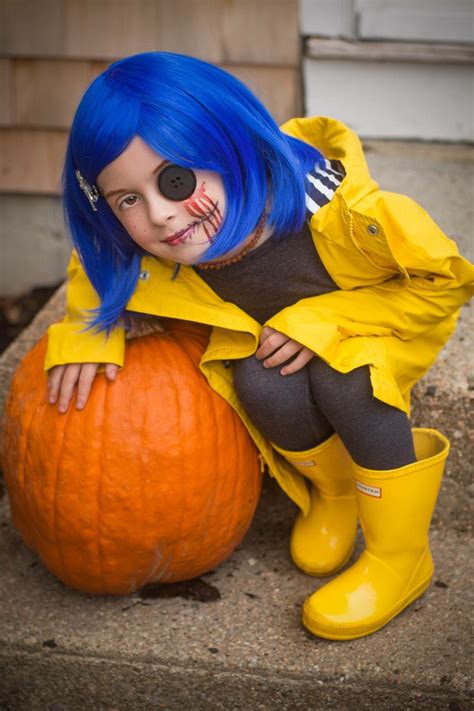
[63, 51, 324, 333]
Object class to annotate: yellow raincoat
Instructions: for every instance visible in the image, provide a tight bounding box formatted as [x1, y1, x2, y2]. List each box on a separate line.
[45, 117, 474, 515]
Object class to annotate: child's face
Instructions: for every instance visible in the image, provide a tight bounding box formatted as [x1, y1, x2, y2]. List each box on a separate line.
[97, 136, 226, 265]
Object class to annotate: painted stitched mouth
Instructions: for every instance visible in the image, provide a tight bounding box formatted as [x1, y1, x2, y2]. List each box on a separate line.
[164, 203, 220, 244]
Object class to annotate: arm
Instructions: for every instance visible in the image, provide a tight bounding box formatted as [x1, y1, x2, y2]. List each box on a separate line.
[45, 250, 126, 371]
[266, 192, 473, 356]
[45, 250, 126, 410]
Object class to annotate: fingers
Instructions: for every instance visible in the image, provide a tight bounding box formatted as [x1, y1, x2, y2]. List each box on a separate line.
[255, 327, 315, 374]
[280, 348, 315, 375]
[54, 363, 82, 413]
[47, 365, 66, 405]
[255, 328, 289, 360]
[259, 339, 303, 368]
[105, 363, 119, 381]
[47, 363, 100, 413]
[258, 326, 276, 347]
[76, 363, 100, 410]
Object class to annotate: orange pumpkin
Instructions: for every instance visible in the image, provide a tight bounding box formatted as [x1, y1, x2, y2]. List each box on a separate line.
[2, 320, 262, 595]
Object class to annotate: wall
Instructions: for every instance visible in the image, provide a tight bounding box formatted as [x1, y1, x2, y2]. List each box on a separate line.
[0, 0, 301, 296]
[300, 0, 473, 141]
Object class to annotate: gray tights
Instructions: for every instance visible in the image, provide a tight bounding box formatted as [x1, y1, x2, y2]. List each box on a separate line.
[233, 356, 416, 470]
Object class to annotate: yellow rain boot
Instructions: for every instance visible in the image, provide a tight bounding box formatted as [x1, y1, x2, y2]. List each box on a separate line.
[273, 434, 358, 576]
[302, 428, 449, 640]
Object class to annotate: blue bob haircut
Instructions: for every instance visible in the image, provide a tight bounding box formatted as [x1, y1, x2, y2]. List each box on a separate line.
[63, 51, 324, 333]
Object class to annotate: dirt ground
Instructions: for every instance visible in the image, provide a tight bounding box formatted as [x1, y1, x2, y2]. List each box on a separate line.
[0, 284, 61, 354]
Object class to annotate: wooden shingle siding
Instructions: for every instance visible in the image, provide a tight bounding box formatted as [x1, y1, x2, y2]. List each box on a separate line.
[1, 0, 300, 195]
[0, 129, 67, 193]
[0, 61, 299, 193]
[229, 65, 301, 126]
[0, 59, 109, 129]
[1, 59, 300, 131]
[0, 60, 12, 126]
[3, 0, 299, 65]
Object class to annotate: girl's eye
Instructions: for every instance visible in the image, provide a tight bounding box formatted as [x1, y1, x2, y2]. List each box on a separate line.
[158, 164, 197, 201]
[119, 195, 139, 210]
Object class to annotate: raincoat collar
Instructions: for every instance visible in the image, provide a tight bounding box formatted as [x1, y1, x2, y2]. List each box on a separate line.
[280, 116, 377, 208]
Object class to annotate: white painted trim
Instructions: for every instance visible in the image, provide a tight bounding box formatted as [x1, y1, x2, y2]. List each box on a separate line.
[355, 0, 473, 44]
[303, 57, 474, 141]
[306, 38, 474, 64]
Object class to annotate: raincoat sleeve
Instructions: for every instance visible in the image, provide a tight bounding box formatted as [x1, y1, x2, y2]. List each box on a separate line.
[266, 192, 474, 357]
[44, 250, 126, 371]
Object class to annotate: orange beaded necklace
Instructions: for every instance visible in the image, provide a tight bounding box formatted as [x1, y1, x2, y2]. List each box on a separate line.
[195, 212, 267, 270]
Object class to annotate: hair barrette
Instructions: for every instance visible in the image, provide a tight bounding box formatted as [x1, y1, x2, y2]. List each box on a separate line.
[75, 169, 101, 211]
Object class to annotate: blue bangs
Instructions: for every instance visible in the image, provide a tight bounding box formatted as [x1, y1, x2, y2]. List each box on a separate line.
[63, 51, 324, 333]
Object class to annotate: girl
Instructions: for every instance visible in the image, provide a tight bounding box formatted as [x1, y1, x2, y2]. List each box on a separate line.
[46, 52, 473, 640]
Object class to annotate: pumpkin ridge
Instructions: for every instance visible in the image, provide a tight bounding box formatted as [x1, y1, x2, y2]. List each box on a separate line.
[212, 376, 242, 556]
[137, 337, 175, 587]
[227, 406, 242, 550]
[200, 371, 221, 558]
[139, 335, 182, 586]
[176, 331, 223, 578]
[233, 405, 253, 553]
[212, 388, 237, 555]
[174, 334, 203, 577]
[175, 334, 226, 566]
[159, 336, 188, 582]
[136, 340, 149, 588]
[51, 387, 75, 585]
[95, 377, 108, 591]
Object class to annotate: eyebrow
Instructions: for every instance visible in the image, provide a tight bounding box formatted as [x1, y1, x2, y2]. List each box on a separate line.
[103, 159, 170, 199]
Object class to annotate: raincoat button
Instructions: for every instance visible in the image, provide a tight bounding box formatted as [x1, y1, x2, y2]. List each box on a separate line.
[139, 270, 150, 281]
[367, 224, 379, 236]
[222, 360, 231, 369]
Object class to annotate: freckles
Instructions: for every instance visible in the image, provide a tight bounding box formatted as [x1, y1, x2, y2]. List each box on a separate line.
[123, 218, 147, 244]
[124, 213, 147, 239]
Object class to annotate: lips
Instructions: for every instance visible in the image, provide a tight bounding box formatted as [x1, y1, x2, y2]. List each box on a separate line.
[162, 224, 195, 246]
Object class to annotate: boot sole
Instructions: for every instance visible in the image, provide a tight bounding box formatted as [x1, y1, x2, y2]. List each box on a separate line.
[302, 573, 433, 640]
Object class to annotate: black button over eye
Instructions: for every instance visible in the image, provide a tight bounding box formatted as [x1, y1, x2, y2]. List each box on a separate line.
[158, 164, 197, 201]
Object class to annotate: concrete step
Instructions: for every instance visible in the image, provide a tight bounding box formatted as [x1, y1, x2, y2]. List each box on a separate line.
[0, 474, 472, 710]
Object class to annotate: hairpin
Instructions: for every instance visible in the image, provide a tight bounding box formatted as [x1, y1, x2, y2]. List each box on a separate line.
[75, 169, 101, 211]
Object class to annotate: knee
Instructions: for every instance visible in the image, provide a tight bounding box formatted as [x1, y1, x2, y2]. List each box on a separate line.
[233, 356, 280, 412]
[308, 358, 372, 407]
[233, 354, 310, 418]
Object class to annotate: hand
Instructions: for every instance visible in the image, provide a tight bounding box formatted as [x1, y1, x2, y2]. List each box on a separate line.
[255, 327, 315, 375]
[47, 362, 119, 413]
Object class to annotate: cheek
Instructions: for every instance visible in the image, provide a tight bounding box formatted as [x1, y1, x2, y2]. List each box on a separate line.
[120, 213, 150, 242]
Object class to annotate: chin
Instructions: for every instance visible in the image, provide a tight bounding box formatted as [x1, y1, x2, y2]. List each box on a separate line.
[175, 255, 199, 266]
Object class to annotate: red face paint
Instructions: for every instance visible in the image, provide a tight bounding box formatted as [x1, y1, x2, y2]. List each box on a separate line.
[184, 182, 223, 242]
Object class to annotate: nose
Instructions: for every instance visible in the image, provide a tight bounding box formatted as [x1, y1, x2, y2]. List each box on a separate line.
[147, 194, 177, 227]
